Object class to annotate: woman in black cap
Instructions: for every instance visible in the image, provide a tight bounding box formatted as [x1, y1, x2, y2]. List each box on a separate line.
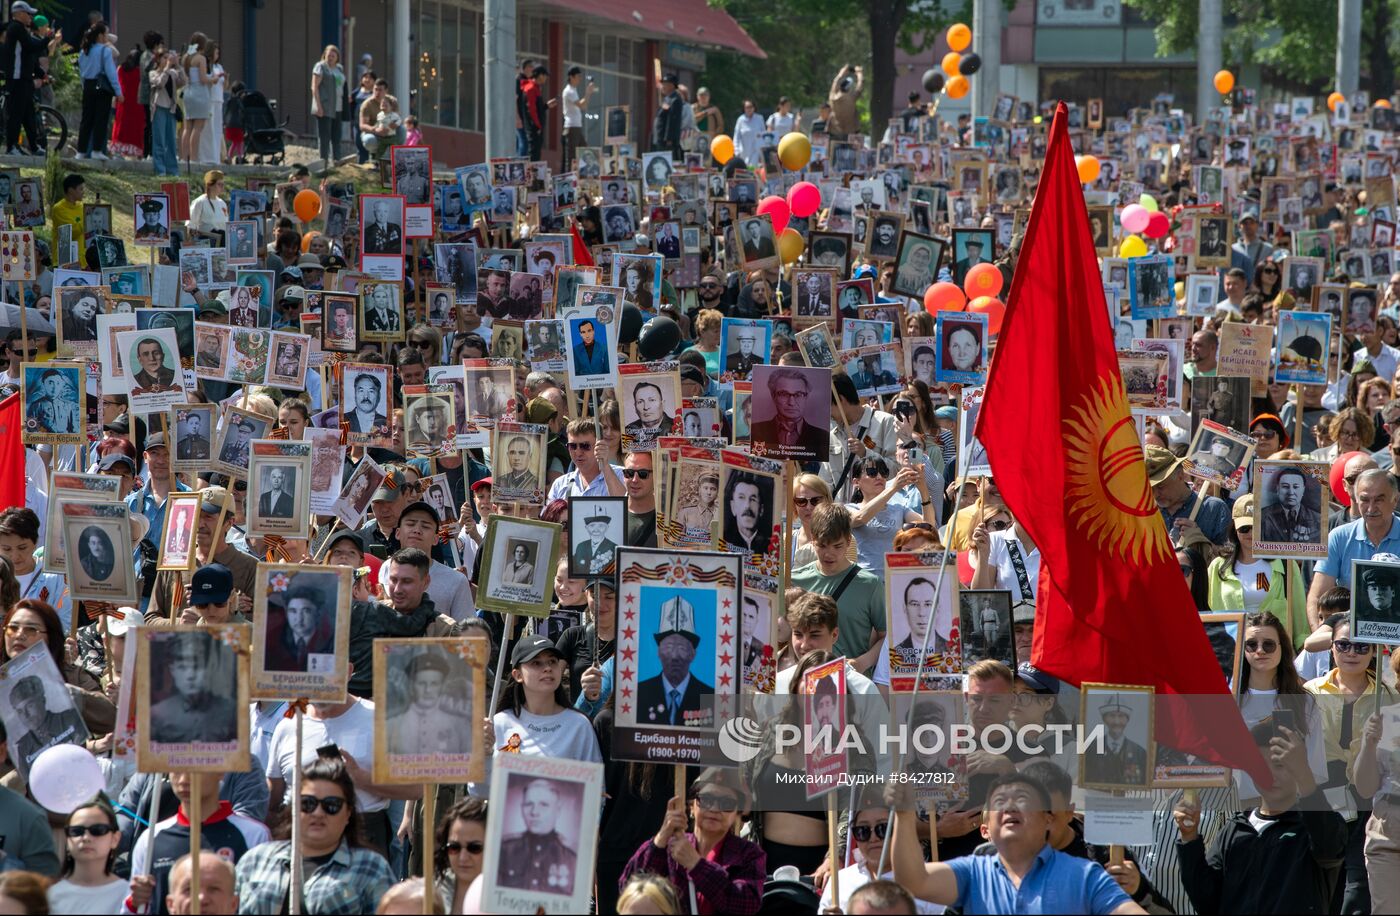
[493, 634, 601, 762]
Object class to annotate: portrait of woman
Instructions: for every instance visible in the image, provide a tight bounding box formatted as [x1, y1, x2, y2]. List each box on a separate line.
[501, 542, 536, 584]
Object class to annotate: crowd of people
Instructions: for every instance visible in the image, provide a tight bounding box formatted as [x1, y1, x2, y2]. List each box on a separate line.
[0, 10, 1398, 914]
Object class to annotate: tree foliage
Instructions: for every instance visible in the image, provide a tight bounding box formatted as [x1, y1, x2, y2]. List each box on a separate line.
[1125, 0, 1398, 94]
[703, 0, 969, 138]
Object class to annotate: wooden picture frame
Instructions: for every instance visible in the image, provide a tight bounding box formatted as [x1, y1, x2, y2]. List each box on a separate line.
[372, 637, 488, 783]
[250, 563, 352, 702]
[137, 624, 251, 773]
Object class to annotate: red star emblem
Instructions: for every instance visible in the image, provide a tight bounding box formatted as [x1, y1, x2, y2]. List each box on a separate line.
[625, 593, 636, 603]
[719, 673, 733, 687]
[722, 598, 732, 608]
[718, 651, 734, 667]
[721, 613, 732, 626]
[621, 667, 634, 681]
[624, 608, 637, 621]
[622, 626, 637, 641]
[622, 686, 633, 699]
[720, 632, 733, 646]
[622, 703, 632, 714]
[621, 646, 636, 663]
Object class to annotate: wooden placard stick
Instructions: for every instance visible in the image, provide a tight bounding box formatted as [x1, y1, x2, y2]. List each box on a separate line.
[1187, 479, 1212, 523]
[289, 705, 305, 914]
[1293, 383, 1305, 452]
[421, 785, 437, 915]
[674, 765, 698, 914]
[189, 772, 202, 915]
[827, 791, 841, 906]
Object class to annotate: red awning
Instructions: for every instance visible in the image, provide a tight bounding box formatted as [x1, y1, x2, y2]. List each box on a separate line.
[535, 0, 766, 59]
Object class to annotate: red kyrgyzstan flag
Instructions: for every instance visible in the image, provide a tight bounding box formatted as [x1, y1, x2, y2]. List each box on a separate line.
[0, 393, 25, 510]
[977, 101, 1269, 785]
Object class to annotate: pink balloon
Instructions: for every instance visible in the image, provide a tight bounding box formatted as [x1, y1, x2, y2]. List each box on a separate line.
[756, 195, 790, 235]
[787, 181, 821, 219]
[1144, 210, 1170, 239]
[1120, 204, 1149, 234]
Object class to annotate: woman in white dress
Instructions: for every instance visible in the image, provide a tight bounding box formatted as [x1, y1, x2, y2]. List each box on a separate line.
[198, 42, 226, 163]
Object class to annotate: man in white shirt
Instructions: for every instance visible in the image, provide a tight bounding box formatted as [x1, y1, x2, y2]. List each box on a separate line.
[546, 419, 624, 503]
[265, 690, 386, 815]
[378, 501, 473, 620]
[559, 66, 595, 174]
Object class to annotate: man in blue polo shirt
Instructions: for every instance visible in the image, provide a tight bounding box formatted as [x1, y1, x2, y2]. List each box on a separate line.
[1308, 468, 1400, 627]
[890, 772, 1145, 915]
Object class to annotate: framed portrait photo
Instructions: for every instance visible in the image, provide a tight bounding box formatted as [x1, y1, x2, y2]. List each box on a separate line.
[934, 312, 988, 385]
[957, 589, 1014, 669]
[359, 193, 406, 280]
[794, 324, 839, 372]
[1183, 418, 1256, 490]
[748, 364, 833, 463]
[951, 227, 995, 285]
[212, 405, 276, 479]
[402, 383, 457, 460]
[885, 552, 960, 691]
[157, 492, 201, 572]
[619, 361, 681, 452]
[247, 440, 312, 539]
[736, 213, 779, 271]
[132, 192, 171, 246]
[477, 515, 561, 617]
[319, 292, 359, 354]
[890, 231, 944, 299]
[137, 625, 250, 773]
[1079, 682, 1155, 791]
[1350, 559, 1400, 645]
[20, 361, 85, 445]
[332, 456, 385, 529]
[1251, 460, 1329, 560]
[62, 502, 137, 603]
[0, 644, 91, 782]
[791, 268, 838, 323]
[251, 563, 352, 702]
[359, 280, 405, 343]
[340, 362, 393, 447]
[372, 637, 487, 783]
[567, 496, 626, 579]
[481, 752, 603, 916]
[266, 331, 311, 389]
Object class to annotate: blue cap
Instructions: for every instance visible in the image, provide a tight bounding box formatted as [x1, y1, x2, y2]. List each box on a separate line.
[190, 563, 233, 606]
[1016, 662, 1059, 696]
[934, 405, 958, 422]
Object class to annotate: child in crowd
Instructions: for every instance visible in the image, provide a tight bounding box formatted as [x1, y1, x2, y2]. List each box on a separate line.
[404, 115, 422, 146]
[224, 80, 246, 162]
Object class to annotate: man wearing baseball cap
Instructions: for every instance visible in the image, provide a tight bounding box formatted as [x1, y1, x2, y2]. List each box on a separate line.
[1231, 205, 1276, 272]
[3, 3, 48, 156]
[147, 487, 256, 620]
[358, 468, 407, 559]
[171, 563, 248, 626]
[378, 501, 472, 620]
[125, 431, 191, 560]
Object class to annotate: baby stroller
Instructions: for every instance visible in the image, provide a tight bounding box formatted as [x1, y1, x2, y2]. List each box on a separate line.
[240, 91, 287, 165]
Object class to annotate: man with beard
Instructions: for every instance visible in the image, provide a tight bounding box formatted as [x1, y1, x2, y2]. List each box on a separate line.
[870, 218, 899, 257]
[1083, 694, 1149, 786]
[722, 471, 773, 556]
[1260, 467, 1321, 543]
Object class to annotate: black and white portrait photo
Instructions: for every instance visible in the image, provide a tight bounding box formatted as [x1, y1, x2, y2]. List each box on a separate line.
[392, 146, 432, 205]
[865, 212, 903, 261]
[61, 503, 136, 603]
[721, 467, 776, 559]
[891, 232, 943, 298]
[360, 281, 404, 341]
[139, 626, 249, 772]
[213, 408, 272, 476]
[737, 215, 778, 269]
[478, 515, 559, 616]
[373, 638, 486, 784]
[958, 589, 1014, 668]
[568, 497, 625, 578]
[173, 405, 214, 465]
[620, 368, 679, 451]
[133, 193, 171, 245]
[360, 195, 404, 256]
[0, 644, 90, 781]
[1351, 559, 1400, 644]
[749, 365, 833, 463]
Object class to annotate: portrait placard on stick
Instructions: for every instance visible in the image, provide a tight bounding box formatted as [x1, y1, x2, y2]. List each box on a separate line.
[1182, 418, 1255, 490]
[20, 362, 84, 444]
[0, 643, 91, 782]
[611, 547, 741, 765]
[1217, 321, 1274, 397]
[749, 365, 833, 463]
[803, 657, 848, 800]
[246, 440, 312, 539]
[477, 516, 561, 617]
[62, 502, 137, 604]
[1079, 683, 1154, 792]
[1251, 460, 1328, 559]
[1350, 559, 1400, 645]
[885, 552, 960, 692]
[372, 637, 487, 784]
[137, 625, 250, 773]
[251, 563, 352, 702]
[492, 422, 549, 506]
[157, 492, 201, 572]
[619, 361, 680, 453]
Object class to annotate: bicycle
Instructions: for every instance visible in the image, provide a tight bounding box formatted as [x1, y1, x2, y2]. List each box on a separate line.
[0, 86, 68, 155]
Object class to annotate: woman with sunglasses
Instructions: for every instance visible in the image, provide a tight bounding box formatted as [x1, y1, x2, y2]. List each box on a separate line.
[433, 797, 486, 913]
[406, 324, 443, 367]
[621, 767, 765, 915]
[234, 757, 394, 913]
[1206, 496, 1307, 648]
[1233, 611, 1326, 800]
[846, 456, 926, 571]
[48, 796, 127, 913]
[1253, 260, 1294, 315]
[819, 791, 938, 915]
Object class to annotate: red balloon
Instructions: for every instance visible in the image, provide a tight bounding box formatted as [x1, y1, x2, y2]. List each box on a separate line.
[1330, 451, 1370, 506]
[968, 295, 1006, 335]
[756, 195, 790, 235]
[963, 262, 1004, 300]
[1144, 210, 1170, 239]
[787, 181, 821, 219]
[923, 281, 967, 314]
[956, 549, 975, 586]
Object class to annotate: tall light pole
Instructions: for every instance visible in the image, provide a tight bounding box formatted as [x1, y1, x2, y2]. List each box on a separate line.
[484, 0, 518, 157]
[1196, 0, 1223, 120]
[1337, 0, 1362, 97]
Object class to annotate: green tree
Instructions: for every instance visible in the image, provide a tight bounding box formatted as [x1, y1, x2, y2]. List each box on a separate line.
[705, 0, 967, 138]
[1125, 0, 1398, 96]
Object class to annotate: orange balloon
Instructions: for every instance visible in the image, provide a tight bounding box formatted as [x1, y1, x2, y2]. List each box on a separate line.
[947, 23, 972, 52]
[1377, 99, 1394, 109]
[945, 75, 970, 100]
[969, 295, 1006, 335]
[1075, 154, 1101, 184]
[710, 134, 735, 165]
[1213, 69, 1235, 95]
[964, 262, 1004, 300]
[942, 51, 962, 77]
[1328, 91, 1346, 112]
[293, 188, 322, 223]
[300, 230, 320, 253]
[923, 281, 966, 314]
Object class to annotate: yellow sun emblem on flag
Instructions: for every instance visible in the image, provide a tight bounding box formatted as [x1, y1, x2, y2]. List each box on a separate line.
[1064, 376, 1172, 564]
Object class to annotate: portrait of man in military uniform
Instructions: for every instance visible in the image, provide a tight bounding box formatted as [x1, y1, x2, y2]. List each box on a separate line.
[362, 198, 403, 255]
[569, 502, 621, 578]
[496, 776, 582, 894]
[1081, 690, 1151, 788]
[723, 327, 764, 378]
[5, 672, 88, 778]
[386, 650, 473, 756]
[23, 366, 81, 436]
[134, 196, 169, 242]
[148, 631, 239, 744]
[623, 379, 676, 446]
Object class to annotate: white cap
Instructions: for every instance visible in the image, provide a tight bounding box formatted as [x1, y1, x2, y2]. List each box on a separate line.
[106, 606, 142, 637]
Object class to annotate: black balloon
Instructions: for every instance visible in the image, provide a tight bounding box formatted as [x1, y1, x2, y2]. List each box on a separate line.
[637, 315, 681, 361]
[958, 53, 981, 76]
[618, 303, 645, 344]
[922, 69, 945, 94]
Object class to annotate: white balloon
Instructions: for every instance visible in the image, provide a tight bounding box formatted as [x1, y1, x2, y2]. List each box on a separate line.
[28, 744, 104, 814]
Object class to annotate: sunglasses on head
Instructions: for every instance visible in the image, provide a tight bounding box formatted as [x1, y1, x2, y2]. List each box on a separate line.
[64, 824, 115, 838]
[694, 791, 740, 812]
[851, 822, 889, 842]
[902, 521, 935, 532]
[622, 468, 652, 479]
[300, 794, 346, 815]
[444, 840, 485, 855]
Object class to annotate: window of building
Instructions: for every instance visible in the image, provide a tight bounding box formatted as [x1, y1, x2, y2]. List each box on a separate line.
[414, 0, 484, 132]
[563, 24, 647, 149]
